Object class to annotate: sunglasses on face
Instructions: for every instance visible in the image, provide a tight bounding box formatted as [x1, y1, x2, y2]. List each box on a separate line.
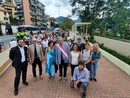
[32, 41, 37, 42]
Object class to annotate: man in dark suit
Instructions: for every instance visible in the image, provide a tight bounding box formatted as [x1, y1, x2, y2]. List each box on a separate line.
[76, 37, 85, 52]
[9, 39, 29, 96]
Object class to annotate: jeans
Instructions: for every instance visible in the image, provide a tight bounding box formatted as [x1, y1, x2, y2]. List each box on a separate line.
[91, 62, 99, 79]
[70, 80, 87, 94]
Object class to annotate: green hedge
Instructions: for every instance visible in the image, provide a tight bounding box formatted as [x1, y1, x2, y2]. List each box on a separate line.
[99, 43, 130, 65]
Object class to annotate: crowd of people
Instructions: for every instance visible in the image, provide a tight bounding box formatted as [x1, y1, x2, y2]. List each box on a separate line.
[9, 30, 101, 98]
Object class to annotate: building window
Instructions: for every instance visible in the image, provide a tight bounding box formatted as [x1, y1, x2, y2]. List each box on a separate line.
[4, 17, 8, 20]
[6, 0, 12, 3]
[4, 12, 6, 15]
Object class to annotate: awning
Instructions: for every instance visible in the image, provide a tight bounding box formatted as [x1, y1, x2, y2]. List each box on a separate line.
[40, 22, 47, 26]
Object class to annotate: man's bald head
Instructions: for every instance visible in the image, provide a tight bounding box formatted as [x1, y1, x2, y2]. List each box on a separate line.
[32, 38, 37, 44]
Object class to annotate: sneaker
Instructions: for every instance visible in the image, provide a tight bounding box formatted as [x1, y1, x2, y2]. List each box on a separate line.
[64, 77, 67, 81]
[93, 78, 97, 82]
[59, 77, 62, 81]
[23, 82, 29, 86]
[89, 78, 93, 81]
[81, 93, 86, 98]
[14, 90, 18, 96]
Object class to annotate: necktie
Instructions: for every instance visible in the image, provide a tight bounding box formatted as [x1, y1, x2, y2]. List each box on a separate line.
[34, 45, 38, 58]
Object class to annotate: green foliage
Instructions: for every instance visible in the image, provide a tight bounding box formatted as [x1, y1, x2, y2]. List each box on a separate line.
[60, 17, 74, 30]
[70, 0, 130, 40]
[9, 16, 19, 25]
[89, 35, 96, 44]
[99, 43, 130, 65]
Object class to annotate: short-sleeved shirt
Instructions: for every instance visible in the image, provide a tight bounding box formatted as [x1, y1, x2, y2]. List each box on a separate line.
[71, 51, 80, 65]
[92, 51, 101, 61]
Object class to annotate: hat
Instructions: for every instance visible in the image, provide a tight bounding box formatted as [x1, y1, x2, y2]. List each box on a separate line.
[78, 60, 84, 65]
[77, 37, 81, 40]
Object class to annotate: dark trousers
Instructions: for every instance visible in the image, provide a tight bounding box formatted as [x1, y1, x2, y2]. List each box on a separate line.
[70, 80, 87, 94]
[32, 58, 42, 77]
[59, 60, 68, 77]
[71, 65, 78, 76]
[14, 62, 27, 91]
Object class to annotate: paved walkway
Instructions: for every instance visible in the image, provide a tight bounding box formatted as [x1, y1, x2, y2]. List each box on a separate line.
[0, 56, 130, 98]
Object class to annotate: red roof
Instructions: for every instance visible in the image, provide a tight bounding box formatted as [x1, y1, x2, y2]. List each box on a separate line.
[0, 8, 6, 12]
[3, 3, 16, 8]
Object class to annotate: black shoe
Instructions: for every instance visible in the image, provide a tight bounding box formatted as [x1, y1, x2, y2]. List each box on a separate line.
[23, 82, 29, 86]
[81, 93, 86, 98]
[93, 78, 97, 82]
[89, 78, 92, 81]
[14, 90, 18, 96]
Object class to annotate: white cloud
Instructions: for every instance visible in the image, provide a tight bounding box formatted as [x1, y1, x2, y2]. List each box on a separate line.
[39, 0, 78, 20]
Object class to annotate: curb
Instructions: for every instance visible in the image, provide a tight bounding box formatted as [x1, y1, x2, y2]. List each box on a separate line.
[0, 59, 12, 76]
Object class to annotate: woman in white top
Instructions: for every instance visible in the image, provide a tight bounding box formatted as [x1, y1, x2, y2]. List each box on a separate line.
[82, 42, 92, 80]
[71, 43, 82, 77]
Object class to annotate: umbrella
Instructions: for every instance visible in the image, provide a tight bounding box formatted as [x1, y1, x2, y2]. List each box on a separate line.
[54, 28, 61, 31]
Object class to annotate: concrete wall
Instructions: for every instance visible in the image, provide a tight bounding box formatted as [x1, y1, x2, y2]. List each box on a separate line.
[90, 43, 130, 76]
[94, 36, 130, 57]
[1, 25, 18, 35]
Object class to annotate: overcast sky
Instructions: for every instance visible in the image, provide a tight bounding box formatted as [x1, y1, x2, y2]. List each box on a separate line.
[39, 0, 78, 20]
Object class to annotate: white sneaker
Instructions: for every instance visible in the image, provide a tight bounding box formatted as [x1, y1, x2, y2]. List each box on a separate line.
[64, 77, 67, 81]
[59, 77, 62, 81]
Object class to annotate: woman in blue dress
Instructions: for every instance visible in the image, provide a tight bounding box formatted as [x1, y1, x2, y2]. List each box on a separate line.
[45, 41, 55, 79]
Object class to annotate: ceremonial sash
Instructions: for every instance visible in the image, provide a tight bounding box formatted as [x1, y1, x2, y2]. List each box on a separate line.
[57, 44, 68, 58]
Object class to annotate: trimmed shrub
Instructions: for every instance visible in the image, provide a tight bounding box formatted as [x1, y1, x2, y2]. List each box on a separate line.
[99, 43, 130, 65]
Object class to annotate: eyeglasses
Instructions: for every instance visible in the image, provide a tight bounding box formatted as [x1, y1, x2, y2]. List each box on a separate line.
[32, 40, 37, 42]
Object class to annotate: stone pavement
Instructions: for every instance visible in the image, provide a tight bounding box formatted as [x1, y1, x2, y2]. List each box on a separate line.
[0, 56, 130, 98]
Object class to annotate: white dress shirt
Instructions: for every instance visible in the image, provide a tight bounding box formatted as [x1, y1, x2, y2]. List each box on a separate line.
[19, 46, 25, 62]
[42, 40, 48, 48]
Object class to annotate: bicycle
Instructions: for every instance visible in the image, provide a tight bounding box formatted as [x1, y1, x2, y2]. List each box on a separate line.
[0, 42, 6, 53]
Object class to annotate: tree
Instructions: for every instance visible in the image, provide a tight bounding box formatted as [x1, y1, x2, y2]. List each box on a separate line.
[60, 17, 74, 30]
[70, 0, 130, 39]
[9, 16, 19, 25]
[70, 0, 106, 34]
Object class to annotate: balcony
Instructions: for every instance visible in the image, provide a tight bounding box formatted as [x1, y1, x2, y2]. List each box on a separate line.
[30, 2, 36, 7]
[31, 17, 37, 22]
[36, 4, 41, 9]
[37, 18, 43, 21]
[30, 6, 36, 11]
[15, 12, 23, 17]
[16, 6, 22, 10]
[30, 12, 37, 16]
[16, 13, 23, 17]
[15, 2, 22, 5]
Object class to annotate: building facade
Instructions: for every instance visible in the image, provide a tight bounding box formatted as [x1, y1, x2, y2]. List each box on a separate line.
[0, 0, 46, 26]
[15, 0, 46, 26]
[0, 8, 10, 23]
[0, 0, 16, 24]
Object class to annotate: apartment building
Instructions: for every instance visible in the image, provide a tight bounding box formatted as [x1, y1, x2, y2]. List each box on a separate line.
[0, 0, 16, 24]
[15, 0, 46, 26]
[0, 8, 10, 23]
[0, 0, 46, 26]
